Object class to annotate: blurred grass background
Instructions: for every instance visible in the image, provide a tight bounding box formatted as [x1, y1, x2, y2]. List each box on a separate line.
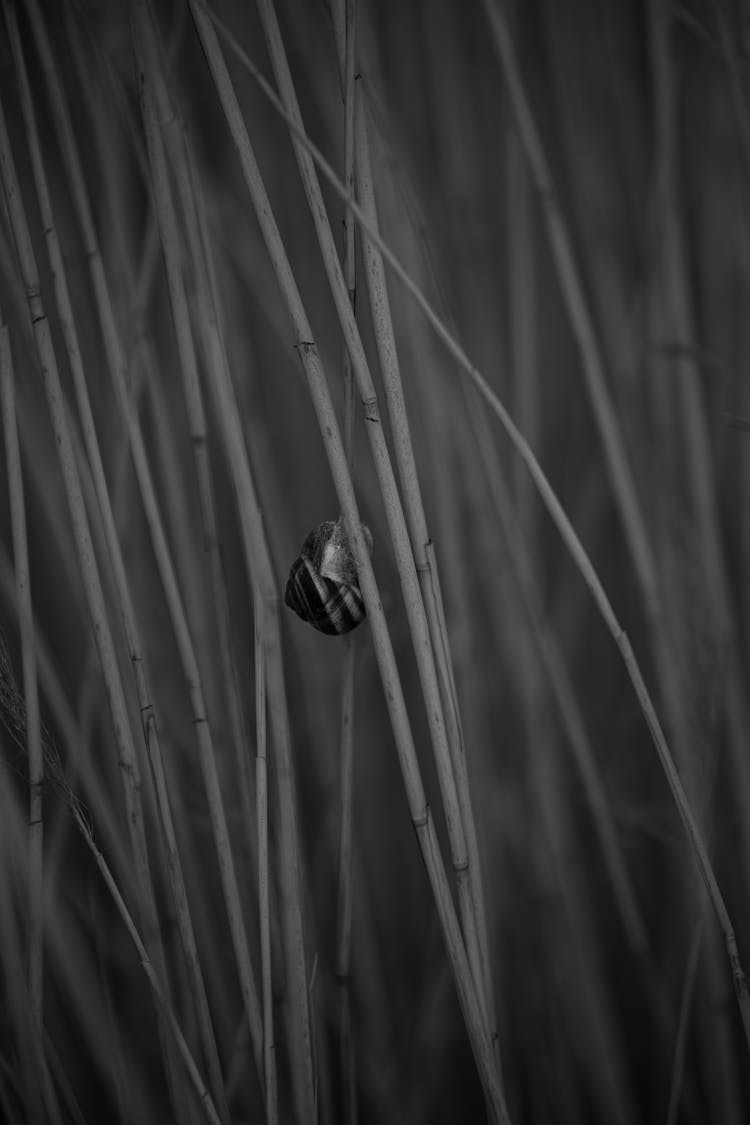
[0, 0, 749, 1122]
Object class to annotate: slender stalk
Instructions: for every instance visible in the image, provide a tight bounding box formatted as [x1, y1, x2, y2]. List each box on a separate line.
[480, 1, 712, 860]
[251, 10, 499, 1091]
[255, 594, 278, 1125]
[333, 2, 360, 1120]
[253, 0, 466, 854]
[6, 6, 231, 1117]
[653, 0, 750, 845]
[480, 0, 657, 608]
[0, 546, 133, 889]
[127, 1, 266, 1087]
[0, 41, 186, 1114]
[74, 810, 223, 1125]
[336, 633, 358, 1124]
[0, 631, 221, 1125]
[181, 151, 277, 896]
[198, 3, 750, 1048]
[506, 108, 537, 542]
[469, 391, 648, 953]
[646, 5, 748, 1109]
[0, 776, 65, 1125]
[353, 81, 495, 1047]
[130, 0, 252, 833]
[91, 890, 131, 1125]
[0, 320, 45, 1125]
[134, 13, 318, 1118]
[187, 8, 508, 1120]
[187, 140, 317, 1125]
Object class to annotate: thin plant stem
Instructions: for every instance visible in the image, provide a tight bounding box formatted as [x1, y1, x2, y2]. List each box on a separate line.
[127, 1, 266, 1088]
[0, 42, 186, 1115]
[255, 593, 278, 1125]
[333, 1, 360, 1120]
[90, 887, 130, 1125]
[505, 89, 538, 544]
[0, 636, 222, 1125]
[336, 631, 358, 1125]
[480, 2, 709, 871]
[470, 391, 648, 953]
[479, 0, 657, 610]
[74, 810, 224, 1125]
[129, 0, 253, 834]
[652, 0, 750, 844]
[250, 9, 497, 1091]
[0, 320, 45, 1125]
[137, 20, 319, 1120]
[646, 3, 750, 1085]
[197, 1, 750, 1048]
[0, 546, 133, 889]
[186, 7, 509, 1120]
[186, 131, 317, 1125]
[6, 6, 232, 1117]
[353, 81, 496, 1049]
[253, 0, 468, 862]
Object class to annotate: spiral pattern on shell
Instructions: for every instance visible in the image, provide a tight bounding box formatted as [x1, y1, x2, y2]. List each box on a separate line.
[284, 519, 370, 635]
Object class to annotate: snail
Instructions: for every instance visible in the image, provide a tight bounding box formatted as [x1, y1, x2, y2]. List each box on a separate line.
[285, 517, 372, 635]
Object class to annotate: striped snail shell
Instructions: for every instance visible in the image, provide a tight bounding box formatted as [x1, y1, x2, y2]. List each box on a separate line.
[285, 518, 372, 636]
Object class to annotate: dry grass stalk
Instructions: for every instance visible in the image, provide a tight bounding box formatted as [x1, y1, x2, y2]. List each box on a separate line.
[332, 0, 361, 1121]
[131, 0, 266, 1091]
[0, 628, 220, 1124]
[188, 3, 508, 1119]
[253, 595, 278, 1125]
[251, 5, 500, 1099]
[132, 9, 316, 1116]
[353, 82, 497, 1050]
[0, 319, 45, 1125]
[1, 2, 747, 1120]
[205, 0, 750, 1051]
[0, 22, 186, 1112]
[6, 4, 233, 1115]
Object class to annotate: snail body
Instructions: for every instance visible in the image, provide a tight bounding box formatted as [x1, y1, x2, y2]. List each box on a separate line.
[285, 518, 371, 636]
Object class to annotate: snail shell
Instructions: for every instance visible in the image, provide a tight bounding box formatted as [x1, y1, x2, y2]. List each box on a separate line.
[285, 518, 371, 635]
